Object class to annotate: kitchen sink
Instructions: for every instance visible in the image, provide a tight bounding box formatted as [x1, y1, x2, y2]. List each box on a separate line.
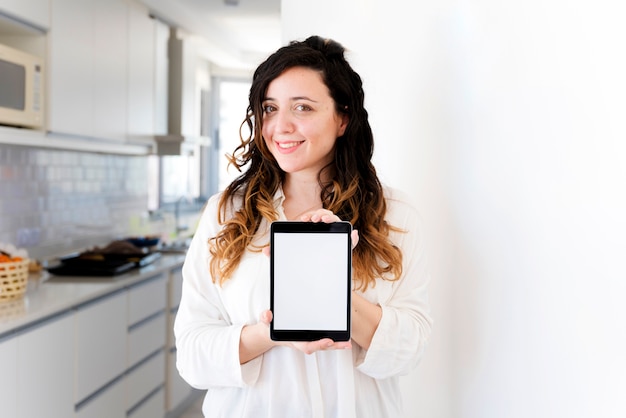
[157, 238, 191, 254]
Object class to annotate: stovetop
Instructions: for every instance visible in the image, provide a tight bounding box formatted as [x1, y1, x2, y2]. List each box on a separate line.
[46, 251, 162, 277]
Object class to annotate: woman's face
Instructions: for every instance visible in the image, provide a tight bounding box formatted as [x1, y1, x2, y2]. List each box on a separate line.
[261, 66, 348, 179]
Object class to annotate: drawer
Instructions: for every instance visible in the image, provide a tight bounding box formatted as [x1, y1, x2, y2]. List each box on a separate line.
[128, 386, 165, 418]
[75, 291, 127, 403]
[128, 311, 166, 367]
[126, 350, 165, 410]
[75, 376, 125, 418]
[166, 349, 194, 412]
[128, 274, 167, 326]
[169, 267, 183, 308]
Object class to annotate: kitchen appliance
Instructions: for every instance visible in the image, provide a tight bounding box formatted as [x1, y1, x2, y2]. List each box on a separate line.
[0, 43, 44, 129]
[46, 251, 162, 277]
[46, 240, 162, 277]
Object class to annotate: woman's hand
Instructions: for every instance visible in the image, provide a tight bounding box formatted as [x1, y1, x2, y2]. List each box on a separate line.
[263, 310, 352, 354]
[302, 209, 359, 247]
[239, 310, 276, 364]
[262, 209, 359, 255]
[242, 309, 351, 361]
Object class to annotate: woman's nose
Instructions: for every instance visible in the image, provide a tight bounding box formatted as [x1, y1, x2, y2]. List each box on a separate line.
[273, 109, 294, 133]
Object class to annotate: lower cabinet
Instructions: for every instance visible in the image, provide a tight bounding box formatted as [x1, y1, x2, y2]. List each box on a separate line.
[72, 273, 167, 417]
[0, 336, 17, 417]
[129, 387, 166, 418]
[75, 290, 127, 406]
[17, 313, 75, 418]
[127, 274, 167, 417]
[0, 313, 75, 418]
[75, 379, 126, 418]
[0, 265, 183, 417]
[166, 266, 195, 413]
[127, 350, 166, 416]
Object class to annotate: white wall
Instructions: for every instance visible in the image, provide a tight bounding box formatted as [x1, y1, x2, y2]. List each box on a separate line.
[282, 1, 626, 417]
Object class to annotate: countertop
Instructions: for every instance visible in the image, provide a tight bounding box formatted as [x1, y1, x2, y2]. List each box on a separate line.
[0, 253, 186, 338]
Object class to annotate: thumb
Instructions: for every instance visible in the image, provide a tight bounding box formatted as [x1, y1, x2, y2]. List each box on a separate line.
[259, 310, 273, 325]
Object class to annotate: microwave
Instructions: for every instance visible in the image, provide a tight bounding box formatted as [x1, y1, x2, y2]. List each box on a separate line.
[0, 43, 44, 129]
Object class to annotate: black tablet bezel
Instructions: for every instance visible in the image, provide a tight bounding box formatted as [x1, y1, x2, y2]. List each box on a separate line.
[269, 221, 352, 342]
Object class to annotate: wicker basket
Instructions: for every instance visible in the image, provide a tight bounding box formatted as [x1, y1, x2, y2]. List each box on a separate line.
[0, 259, 29, 301]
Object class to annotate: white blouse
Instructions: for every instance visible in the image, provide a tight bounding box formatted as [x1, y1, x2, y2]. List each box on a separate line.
[174, 186, 432, 418]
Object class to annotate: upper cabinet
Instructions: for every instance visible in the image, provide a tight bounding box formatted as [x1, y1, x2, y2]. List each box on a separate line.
[48, 0, 128, 141]
[128, 1, 168, 138]
[0, 0, 169, 153]
[47, 0, 167, 144]
[0, 0, 50, 31]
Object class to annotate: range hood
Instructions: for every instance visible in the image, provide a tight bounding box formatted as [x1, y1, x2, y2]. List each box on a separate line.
[154, 28, 211, 155]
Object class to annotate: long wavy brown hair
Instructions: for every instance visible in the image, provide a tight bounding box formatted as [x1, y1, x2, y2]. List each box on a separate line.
[209, 35, 402, 291]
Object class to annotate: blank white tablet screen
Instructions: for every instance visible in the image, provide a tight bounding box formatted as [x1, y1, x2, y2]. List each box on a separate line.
[273, 232, 349, 331]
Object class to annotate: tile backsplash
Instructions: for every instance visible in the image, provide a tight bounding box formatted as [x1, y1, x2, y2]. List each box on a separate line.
[0, 144, 149, 260]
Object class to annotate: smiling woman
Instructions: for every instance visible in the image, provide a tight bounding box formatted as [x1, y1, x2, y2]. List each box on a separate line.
[260, 66, 348, 186]
[173, 35, 432, 418]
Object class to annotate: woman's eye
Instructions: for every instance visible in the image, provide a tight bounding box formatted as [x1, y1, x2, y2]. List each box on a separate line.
[295, 104, 312, 112]
[262, 104, 276, 114]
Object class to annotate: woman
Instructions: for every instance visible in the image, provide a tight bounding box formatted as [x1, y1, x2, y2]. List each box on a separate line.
[174, 35, 432, 418]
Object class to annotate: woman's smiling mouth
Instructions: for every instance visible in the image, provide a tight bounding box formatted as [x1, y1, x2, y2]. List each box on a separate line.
[276, 141, 304, 150]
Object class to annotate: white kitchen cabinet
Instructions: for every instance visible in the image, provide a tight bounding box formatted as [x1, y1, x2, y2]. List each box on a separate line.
[128, 386, 165, 418]
[0, 336, 17, 417]
[48, 0, 93, 137]
[0, 0, 50, 30]
[16, 313, 74, 418]
[127, 274, 167, 417]
[168, 349, 196, 412]
[128, 273, 167, 326]
[167, 266, 183, 347]
[48, 0, 128, 141]
[154, 17, 169, 135]
[128, 2, 169, 138]
[75, 290, 127, 406]
[93, 0, 128, 141]
[128, 309, 166, 366]
[126, 350, 165, 417]
[166, 266, 195, 412]
[75, 379, 126, 418]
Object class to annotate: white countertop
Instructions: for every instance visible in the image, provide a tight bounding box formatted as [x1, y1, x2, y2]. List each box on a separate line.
[0, 254, 186, 337]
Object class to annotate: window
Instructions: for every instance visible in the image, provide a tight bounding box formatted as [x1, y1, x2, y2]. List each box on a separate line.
[147, 77, 251, 215]
[209, 77, 252, 194]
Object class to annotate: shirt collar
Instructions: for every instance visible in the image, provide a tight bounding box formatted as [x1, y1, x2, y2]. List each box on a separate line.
[273, 185, 286, 207]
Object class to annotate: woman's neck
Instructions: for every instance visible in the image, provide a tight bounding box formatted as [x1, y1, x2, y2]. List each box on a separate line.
[282, 174, 324, 220]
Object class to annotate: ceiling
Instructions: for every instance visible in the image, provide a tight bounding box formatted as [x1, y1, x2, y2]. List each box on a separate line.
[140, 0, 282, 71]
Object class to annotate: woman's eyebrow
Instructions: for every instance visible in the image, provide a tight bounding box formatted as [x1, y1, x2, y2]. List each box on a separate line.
[263, 96, 318, 102]
[291, 96, 318, 102]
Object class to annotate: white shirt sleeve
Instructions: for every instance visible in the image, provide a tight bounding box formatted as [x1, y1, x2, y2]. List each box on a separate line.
[174, 194, 262, 389]
[355, 187, 433, 378]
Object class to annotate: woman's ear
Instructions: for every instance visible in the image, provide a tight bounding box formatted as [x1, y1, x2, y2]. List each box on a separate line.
[337, 113, 349, 137]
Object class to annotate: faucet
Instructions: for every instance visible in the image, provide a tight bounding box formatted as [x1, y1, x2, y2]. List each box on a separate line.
[174, 196, 189, 235]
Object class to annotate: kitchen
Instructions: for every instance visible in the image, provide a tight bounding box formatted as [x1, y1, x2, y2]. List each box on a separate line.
[2, 1, 626, 418]
[0, 0, 278, 417]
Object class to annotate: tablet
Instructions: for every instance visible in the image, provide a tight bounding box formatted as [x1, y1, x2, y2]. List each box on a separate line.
[270, 221, 352, 342]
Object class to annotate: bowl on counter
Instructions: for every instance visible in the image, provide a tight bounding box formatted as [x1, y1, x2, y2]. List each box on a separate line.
[125, 235, 161, 248]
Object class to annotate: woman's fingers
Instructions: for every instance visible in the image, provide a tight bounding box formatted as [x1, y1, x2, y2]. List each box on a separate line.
[291, 339, 352, 355]
[351, 229, 359, 249]
[300, 209, 339, 223]
[259, 310, 272, 326]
